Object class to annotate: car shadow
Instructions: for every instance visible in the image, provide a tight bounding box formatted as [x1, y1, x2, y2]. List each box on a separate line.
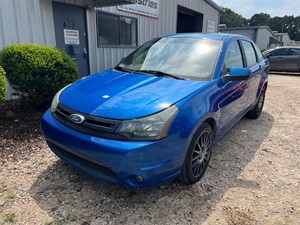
[29, 111, 274, 224]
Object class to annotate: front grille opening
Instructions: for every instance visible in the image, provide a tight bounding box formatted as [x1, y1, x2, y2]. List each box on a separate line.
[53, 103, 127, 140]
[85, 119, 115, 129]
[47, 141, 117, 182]
[57, 105, 71, 117]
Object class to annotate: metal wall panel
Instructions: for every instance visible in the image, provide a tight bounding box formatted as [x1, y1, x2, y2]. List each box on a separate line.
[256, 27, 277, 49]
[0, 0, 57, 48]
[0, 0, 19, 45]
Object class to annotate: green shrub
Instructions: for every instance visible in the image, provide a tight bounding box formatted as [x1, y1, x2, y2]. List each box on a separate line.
[0, 44, 79, 108]
[0, 66, 6, 105]
[261, 48, 268, 52]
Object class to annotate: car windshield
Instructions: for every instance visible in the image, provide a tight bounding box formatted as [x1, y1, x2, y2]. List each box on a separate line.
[115, 37, 222, 80]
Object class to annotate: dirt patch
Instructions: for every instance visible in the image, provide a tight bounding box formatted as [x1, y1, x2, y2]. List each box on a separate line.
[0, 101, 45, 161]
[0, 75, 299, 225]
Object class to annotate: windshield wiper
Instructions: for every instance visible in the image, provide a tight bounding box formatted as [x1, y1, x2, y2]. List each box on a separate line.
[115, 67, 186, 80]
[114, 66, 134, 73]
[138, 70, 186, 80]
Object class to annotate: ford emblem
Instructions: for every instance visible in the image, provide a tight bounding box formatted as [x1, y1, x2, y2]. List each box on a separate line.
[70, 114, 85, 124]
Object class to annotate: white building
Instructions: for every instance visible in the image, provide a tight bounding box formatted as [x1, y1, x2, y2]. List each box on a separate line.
[0, 0, 222, 77]
[219, 26, 281, 50]
[271, 31, 292, 47]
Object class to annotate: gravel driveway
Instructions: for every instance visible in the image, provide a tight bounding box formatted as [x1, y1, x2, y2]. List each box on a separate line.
[0, 74, 299, 225]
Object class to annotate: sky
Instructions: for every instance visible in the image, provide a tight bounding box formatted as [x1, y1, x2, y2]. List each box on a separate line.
[213, 0, 300, 19]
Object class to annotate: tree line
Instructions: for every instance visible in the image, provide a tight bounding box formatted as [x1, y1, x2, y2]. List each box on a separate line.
[220, 8, 300, 41]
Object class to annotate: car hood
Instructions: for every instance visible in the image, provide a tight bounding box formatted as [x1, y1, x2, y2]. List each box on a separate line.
[59, 69, 208, 119]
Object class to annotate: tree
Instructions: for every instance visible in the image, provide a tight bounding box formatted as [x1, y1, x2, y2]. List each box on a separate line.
[220, 8, 248, 28]
[291, 16, 300, 40]
[249, 13, 271, 26]
[269, 16, 300, 41]
[221, 7, 300, 41]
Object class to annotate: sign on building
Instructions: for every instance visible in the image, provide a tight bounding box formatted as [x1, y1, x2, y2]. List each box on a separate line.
[64, 29, 80, 45]
[207, 20, 215, 33]
[117, 0, 160, 19]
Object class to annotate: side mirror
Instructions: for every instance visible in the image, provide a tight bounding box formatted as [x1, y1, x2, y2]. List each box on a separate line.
[222, 67, 251, 83]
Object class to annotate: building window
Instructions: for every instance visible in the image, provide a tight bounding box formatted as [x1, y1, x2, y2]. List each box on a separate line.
[97, 11, 137, 47]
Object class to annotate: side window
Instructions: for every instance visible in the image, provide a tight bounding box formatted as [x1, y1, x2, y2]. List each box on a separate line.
[224, 41, 244, 71]
[289, 48, 300, 56]
[253, 43, 263, 61]
[269, 48, 287, 56]
[241, 40, 257, 67]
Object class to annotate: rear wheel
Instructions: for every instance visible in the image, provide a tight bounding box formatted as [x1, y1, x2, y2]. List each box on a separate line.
[180, 122, 213, 184]
[245, 87, 266, 119]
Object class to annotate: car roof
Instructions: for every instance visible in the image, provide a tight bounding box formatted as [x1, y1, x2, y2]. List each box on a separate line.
[269, 46, 300, 50]
[159, 33, 248, 41]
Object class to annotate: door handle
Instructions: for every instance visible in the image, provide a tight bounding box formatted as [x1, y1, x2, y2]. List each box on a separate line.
[83, 47, 88, 58]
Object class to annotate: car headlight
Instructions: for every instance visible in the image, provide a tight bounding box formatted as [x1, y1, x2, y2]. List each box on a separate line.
[50, 84, 71, 112]
[116, 105, 178, 140]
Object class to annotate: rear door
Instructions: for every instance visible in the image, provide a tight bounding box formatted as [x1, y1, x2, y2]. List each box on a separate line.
[240, 40, 263, 107]
[285, 48, 300, 72]
[267, 48, 288, 71]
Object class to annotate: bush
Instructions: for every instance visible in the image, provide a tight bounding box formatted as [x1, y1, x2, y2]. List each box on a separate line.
[0, 66, 6, 105]
[0, 44, 79, 108]
[261, 48, 268, 52]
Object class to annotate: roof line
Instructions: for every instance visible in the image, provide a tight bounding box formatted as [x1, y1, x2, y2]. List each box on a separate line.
[204, 0, 223, 12]
[220, 26, 274, 34]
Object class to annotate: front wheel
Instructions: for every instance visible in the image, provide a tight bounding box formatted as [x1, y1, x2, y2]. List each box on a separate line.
[245, 87, 266, 119]
[180, 122, 213, 185]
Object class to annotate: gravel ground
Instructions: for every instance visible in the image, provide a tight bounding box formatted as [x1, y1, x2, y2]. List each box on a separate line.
[0, 74, 299, 225]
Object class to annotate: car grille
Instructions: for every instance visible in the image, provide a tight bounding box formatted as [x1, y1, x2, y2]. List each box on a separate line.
[53, 103, 128, 140]
[47, 140, 117, 182]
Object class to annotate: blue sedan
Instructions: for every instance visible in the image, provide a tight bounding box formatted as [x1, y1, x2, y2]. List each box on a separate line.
[42, 33, 269, 188]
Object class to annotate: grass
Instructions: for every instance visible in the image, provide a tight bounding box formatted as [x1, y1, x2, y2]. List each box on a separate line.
[1, 212, 17, 223]
[0, 187, 6, 193]
[4, 190, 18, 199]
[65, 214, 81, 222]
[0, 187, 19, 199]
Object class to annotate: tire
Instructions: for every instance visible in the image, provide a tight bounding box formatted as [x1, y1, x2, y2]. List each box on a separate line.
[245, 87, 266, 119]
[180, 122, 213, 185]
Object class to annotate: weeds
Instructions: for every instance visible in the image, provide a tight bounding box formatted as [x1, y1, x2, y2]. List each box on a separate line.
[1, 212, 17, 223]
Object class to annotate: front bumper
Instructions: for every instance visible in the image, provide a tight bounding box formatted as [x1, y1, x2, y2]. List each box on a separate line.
[42, 109, 188, 188]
